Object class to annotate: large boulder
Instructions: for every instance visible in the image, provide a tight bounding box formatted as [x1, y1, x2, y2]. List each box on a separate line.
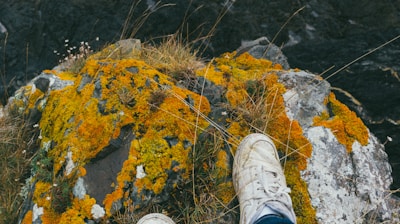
[11, 39, 399, 223]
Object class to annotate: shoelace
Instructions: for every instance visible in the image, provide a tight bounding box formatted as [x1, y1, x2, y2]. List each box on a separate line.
[257, 167, 291, 203]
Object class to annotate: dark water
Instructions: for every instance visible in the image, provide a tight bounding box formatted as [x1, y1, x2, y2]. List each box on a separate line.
[0, 0, 399, 193]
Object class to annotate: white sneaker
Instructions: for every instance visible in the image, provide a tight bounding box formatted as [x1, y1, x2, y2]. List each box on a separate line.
[233, 133, 296, 224]
[137, 213, 175, 224]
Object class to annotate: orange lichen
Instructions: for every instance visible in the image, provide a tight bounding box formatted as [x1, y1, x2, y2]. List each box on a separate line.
[21, 210, 33, 224]
[40, 209, 61, 224]
[78, 167, 86, 177]
[285, 161, 318, 224]
[59, 195, 96, 223]
[313, 92, 369, 152]
[103, 187, 124, 216]
[80, 59, 101, 77]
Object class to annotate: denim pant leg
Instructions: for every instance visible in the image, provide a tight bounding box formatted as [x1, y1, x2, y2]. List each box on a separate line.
[253, 214, 294, 224]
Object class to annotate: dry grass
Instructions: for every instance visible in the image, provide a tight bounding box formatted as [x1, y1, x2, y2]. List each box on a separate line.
[0, 107, 37, 223]
[141, 34, 205, 82]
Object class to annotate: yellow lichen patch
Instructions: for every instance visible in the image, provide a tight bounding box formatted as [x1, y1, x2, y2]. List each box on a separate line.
[313, 92, 369, 152]
[42, 69, 56, 74]
[33, 181, 52, 209]
[31, 181, 62, 223]
[57, 71, 77, 81]
[26, 88, 45, 111]
[212, 149, 235, 206]
[215, 150, 229, 178]
[227, 120, 249, 143]
[59, 195, 96, 223]
[80, 59, 101, 77]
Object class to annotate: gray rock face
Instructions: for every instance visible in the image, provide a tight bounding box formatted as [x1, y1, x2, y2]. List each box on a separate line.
[303, 127, 395, 223]
[279, 70, 330, 128]
[271, 60, 399, 223]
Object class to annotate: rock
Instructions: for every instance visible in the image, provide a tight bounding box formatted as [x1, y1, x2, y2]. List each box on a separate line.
[279, 67, 399, 223]
[13, 39, 398, 223]
[236, 36, 290, 69]
[303, 127, 394, 223]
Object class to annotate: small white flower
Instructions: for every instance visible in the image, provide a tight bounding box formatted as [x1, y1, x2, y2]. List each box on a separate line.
[33, 123, 39, 128]
[46, 196, 51, 201]
[65, 39, 69, 43]
[96, 37, 99, 41]
[387, 136, 393, 142]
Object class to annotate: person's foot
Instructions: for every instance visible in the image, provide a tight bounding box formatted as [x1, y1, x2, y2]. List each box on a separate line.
[233, 133, 296, 224]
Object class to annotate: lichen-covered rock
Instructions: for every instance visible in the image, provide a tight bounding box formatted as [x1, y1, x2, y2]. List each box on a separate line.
[13, 39, 398, 224]
[278, 69, 398, 223]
